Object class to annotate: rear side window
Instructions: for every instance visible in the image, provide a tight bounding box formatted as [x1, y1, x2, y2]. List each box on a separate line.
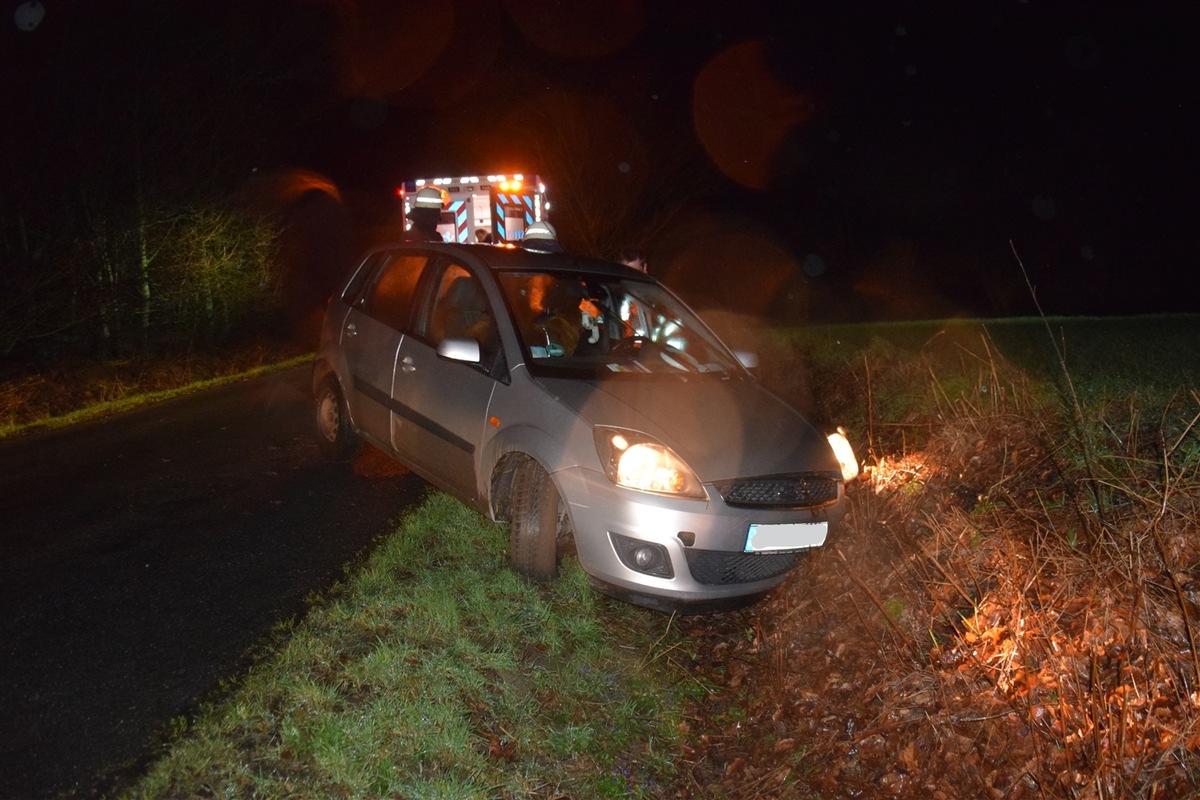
[359, 253, 429, 331]
[339, 251, 388, 305]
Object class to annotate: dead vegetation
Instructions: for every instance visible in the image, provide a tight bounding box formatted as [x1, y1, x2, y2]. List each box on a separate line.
[673, 341, 1200, 799]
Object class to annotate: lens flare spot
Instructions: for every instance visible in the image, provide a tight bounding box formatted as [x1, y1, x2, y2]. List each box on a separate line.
[692, 40, 814, 189]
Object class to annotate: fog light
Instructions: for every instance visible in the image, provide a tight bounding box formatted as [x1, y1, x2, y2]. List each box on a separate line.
[633, 546, 658, 569]
[610, 533, 674, 579]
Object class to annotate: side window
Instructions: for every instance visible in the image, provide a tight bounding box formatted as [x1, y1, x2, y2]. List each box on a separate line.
[359, 253, 428, 331]
[339, 251, 388, 305]
[424, 263, 501, 373]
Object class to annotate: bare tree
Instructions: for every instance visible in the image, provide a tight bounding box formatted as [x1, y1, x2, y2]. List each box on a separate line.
[147, 206, 279, 350]
[0, 3, 330, 361]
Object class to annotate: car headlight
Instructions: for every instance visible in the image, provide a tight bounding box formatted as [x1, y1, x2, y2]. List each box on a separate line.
[827, 426, 860, 482]
[594, 427, 705, 498]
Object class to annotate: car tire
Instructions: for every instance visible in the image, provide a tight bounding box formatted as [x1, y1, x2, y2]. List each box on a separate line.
[509, 458, 569, 582]
[314, 375, 359, 461]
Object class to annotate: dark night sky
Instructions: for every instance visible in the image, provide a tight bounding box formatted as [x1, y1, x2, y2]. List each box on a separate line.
[3, 0, 1198, 322]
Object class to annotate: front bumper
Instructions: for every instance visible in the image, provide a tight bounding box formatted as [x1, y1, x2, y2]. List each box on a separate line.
[554, 466, 845, 608]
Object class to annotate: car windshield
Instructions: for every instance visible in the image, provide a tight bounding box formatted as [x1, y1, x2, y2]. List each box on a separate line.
[496, 270, 743, 377]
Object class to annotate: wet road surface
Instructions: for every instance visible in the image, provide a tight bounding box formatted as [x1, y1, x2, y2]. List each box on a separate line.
[0, 364, 429, 798]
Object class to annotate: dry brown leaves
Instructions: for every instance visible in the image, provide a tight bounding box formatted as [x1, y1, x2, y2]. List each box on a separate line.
[671, 410, 1200, 799]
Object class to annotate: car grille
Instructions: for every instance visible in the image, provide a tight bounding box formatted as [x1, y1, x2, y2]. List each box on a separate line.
[684, 549, 803, 585]
[715, 473, 840, 507]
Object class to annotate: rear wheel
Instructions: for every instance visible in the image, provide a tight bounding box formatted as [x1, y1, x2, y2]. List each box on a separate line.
[314, 375, 359, 461]
[509, 458, 571, 582]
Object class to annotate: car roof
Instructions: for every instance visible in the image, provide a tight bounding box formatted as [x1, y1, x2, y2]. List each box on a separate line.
[378, 241, 646, 280]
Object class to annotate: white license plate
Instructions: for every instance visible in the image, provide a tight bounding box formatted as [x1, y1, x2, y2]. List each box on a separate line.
[744, 522, 828, 552]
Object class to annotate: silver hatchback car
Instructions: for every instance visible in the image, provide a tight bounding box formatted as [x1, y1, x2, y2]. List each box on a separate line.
[313, 242, 857, 612]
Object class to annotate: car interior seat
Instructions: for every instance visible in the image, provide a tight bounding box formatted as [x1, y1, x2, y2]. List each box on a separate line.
[435, 276, 497, 356]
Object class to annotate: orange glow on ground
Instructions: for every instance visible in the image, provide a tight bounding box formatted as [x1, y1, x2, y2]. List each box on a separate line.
[353, 445, 411, 478]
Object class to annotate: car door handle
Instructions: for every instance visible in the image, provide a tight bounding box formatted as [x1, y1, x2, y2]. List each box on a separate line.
[400, 356, 416, 373]
[344, 322, 357, 337]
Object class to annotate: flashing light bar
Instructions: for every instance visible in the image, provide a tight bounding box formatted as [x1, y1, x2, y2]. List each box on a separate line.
[398, 174, 543, 204]
[411, 174, 528, 186]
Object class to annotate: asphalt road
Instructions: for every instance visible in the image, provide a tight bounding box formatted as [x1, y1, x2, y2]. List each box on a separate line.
[0, 364, 430, 799]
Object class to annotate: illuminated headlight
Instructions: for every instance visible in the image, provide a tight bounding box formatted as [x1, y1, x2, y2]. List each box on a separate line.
[827, 426, 860, 482]
[594, 427, 705, 498]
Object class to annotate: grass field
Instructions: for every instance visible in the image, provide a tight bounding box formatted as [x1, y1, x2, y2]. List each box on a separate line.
[785, 313, 1199, 398]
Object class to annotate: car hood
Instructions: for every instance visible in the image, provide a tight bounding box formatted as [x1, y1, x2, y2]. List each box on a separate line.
[536, 375, 839, 481]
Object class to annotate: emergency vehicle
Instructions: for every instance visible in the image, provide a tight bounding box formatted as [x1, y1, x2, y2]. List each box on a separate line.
[397, 174, 548, 244]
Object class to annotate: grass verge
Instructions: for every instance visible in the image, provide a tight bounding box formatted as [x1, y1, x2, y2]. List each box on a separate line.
[0, 345, 312, 440]
[121, 493, 701, 799]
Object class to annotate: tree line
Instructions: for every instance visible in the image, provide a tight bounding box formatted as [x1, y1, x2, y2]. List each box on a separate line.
[0, 3, 335, 367]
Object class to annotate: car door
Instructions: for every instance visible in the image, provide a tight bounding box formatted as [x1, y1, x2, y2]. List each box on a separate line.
[390, 259, 503, 501]
[339, 250, 431, 447]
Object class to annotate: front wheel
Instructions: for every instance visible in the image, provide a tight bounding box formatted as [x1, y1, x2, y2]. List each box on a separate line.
[509, 458, 571, 582]
[314, 375, 359, 461]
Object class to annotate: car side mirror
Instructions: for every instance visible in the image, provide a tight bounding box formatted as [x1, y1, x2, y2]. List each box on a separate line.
[733, 349, 759, 370]
[437, 337, 482, 364]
